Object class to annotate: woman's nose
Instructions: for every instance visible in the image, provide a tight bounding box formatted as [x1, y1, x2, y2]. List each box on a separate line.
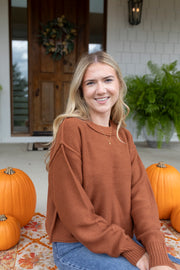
[96, 81, 106, 94]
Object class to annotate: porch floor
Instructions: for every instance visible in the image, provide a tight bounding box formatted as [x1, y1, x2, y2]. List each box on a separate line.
[0, 142, 180, 213]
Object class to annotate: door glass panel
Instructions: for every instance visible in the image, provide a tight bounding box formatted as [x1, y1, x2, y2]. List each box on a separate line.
[11, 0, 29, 133]
[89, 0, 105, 53]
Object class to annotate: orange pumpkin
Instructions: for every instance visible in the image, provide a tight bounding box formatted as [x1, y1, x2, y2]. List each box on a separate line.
[0, 214, 20, 250]
[0, 167, 36, 227]
[146, 162, 180, 219]
[171, 207, 180, 232]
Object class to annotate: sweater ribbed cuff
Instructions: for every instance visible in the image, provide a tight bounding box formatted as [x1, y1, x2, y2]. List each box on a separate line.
[146, 241, 176, 269]
[122, 242, 146, 266]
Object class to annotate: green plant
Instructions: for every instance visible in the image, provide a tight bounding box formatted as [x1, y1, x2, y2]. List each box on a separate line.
[125, 60, 180, 147]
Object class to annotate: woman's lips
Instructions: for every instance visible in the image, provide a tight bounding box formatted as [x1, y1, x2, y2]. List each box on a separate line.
[95, 97, 110, 104]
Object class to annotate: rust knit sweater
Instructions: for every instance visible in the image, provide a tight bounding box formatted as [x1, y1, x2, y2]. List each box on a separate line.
[46, 117, 175, 269]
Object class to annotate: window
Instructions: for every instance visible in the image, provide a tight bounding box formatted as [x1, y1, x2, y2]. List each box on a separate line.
[10, 0, 29, 134]
[89, 0, 106, 53]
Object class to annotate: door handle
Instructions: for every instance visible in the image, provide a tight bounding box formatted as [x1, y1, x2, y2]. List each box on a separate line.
[35, 88, 40, 97]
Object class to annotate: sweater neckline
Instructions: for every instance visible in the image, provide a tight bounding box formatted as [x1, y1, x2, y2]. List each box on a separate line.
[86, 120, 117, 136]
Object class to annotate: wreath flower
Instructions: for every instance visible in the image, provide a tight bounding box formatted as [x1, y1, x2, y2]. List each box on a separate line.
[39, 15, 77, 60]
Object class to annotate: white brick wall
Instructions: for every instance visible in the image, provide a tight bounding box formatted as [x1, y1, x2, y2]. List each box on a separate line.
[107, 0, 180, 141]
[107, 0, 180, 77]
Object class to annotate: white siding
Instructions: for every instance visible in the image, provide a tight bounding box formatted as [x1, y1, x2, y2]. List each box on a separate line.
[107, 0, 180, 141]
[0, 0, 12, 143]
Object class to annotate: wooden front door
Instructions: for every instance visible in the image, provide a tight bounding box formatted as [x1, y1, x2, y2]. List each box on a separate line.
[28, 0, 88, 135]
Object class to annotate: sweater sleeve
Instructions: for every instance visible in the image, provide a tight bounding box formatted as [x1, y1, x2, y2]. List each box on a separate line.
[48, 119, 145, 265]
[127, 132, 175, 269]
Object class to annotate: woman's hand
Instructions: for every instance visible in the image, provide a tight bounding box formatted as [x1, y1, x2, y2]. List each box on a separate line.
[173, 263, 180, 270]
[136, 252, 149, 270]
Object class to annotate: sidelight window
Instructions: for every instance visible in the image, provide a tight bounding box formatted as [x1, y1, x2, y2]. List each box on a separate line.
[10, 0, 29, 134]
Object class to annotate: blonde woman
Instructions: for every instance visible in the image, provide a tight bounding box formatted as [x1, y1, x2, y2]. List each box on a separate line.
[46, 51, 180, 270]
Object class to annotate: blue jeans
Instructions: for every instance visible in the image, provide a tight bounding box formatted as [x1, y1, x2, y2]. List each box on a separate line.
[53, 242, 138, 270]
[53, 241, 180, 270]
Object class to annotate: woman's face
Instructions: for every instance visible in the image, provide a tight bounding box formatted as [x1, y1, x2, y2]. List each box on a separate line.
[82, 62, 120, 125]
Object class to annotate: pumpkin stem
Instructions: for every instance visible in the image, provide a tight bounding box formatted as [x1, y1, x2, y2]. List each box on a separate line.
[157, 161, 167, 168]
[4, 167, 15, 175]
[0, 215, 7, 221]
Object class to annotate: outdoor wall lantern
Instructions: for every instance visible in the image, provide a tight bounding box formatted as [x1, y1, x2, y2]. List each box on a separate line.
[128, 0, 143, 25]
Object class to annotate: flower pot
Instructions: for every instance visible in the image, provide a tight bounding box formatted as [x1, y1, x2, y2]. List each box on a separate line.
[143, 126, 174, 148]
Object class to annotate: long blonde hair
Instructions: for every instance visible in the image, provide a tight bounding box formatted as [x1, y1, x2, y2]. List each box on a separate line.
[46, 51, 129, 167]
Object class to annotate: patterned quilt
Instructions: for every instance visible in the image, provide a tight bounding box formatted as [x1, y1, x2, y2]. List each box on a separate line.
[0, 213, 179, 270]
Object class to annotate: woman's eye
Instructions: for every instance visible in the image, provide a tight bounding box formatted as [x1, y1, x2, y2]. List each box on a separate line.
[86, 81, 94, 86]
[105, 78, 113, 83]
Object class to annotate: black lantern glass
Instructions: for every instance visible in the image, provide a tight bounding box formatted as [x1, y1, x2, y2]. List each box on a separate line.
[128, 0, 143, 25]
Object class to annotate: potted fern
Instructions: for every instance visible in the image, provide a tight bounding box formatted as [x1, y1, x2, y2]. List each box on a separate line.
[125, 60, 180, 148]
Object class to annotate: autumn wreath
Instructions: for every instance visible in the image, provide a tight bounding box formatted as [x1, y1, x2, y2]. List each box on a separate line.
[39, 15, 77, 60]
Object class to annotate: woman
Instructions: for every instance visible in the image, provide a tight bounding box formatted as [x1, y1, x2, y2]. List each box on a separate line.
[46, 51, 180, 270]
